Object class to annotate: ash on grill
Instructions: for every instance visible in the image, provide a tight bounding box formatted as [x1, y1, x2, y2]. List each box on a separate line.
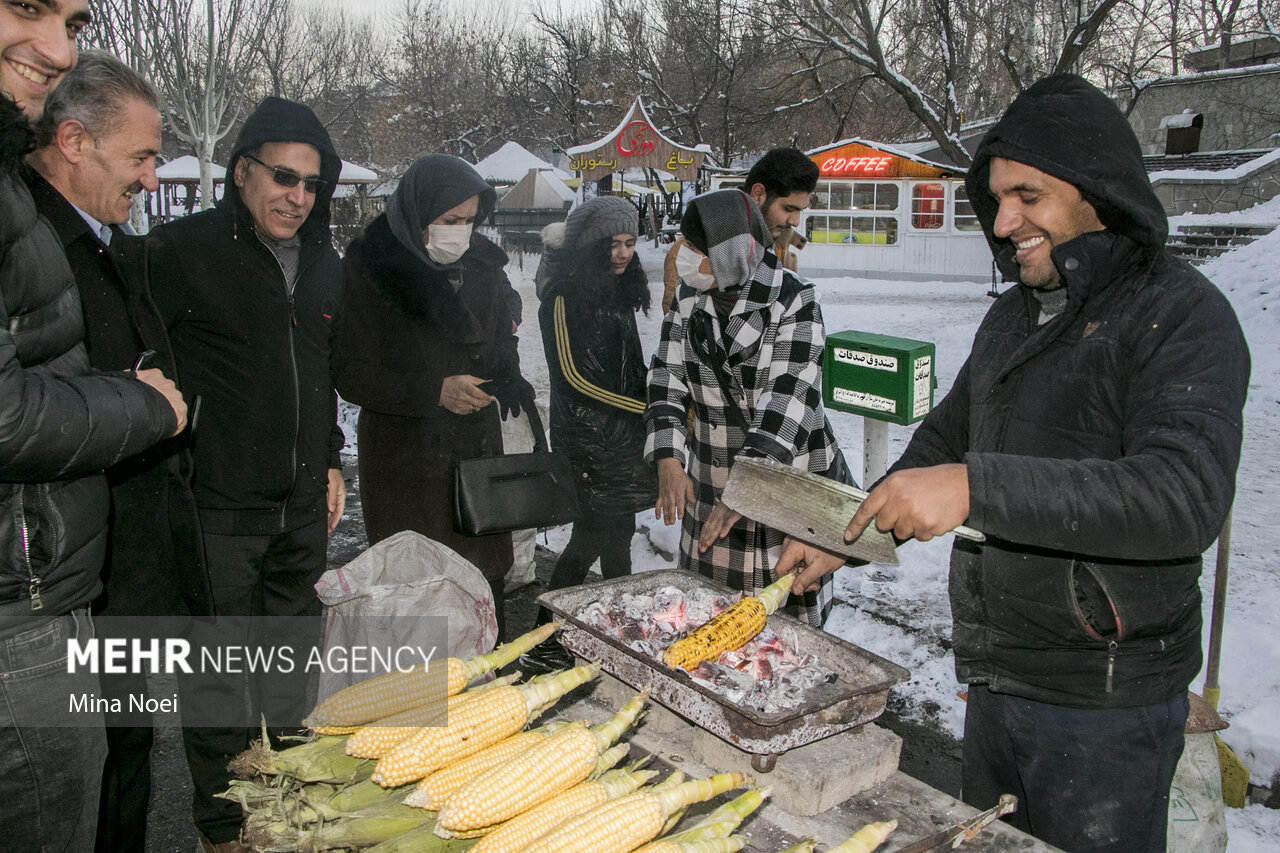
[576, 585, 837, 714]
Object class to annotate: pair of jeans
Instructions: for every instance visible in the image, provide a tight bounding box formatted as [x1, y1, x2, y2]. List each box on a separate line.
[962, 683, 1188, 853]
[0, 608, 107, 853]
[181, 519, 328, 844]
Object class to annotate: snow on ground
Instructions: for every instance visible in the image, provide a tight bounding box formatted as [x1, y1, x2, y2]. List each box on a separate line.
[491, 226, 1280, 847]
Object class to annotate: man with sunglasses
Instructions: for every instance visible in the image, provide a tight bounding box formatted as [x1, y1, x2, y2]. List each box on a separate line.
[148, 96, 346, 853]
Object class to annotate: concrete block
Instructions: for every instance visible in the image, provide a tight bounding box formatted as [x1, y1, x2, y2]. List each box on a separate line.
[689, 723, 902, 817]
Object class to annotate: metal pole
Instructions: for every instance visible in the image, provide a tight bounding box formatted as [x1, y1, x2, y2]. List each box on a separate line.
[1203, 507, 1232, 710]
[863, 418, 889, 487]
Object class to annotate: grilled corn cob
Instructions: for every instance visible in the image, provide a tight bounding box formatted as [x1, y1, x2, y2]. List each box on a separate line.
[662, 575, 792, 670]
[518, 772, 748, 853]
[371, 663, 600, 787]
[466, 767, 656, 853]
[829, 819, 898, 853]
[436, 690, 648, 832]
[303, 621, 559, 728]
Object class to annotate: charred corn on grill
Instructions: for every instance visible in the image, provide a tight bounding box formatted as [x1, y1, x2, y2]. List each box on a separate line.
[539, 570, 909, 756]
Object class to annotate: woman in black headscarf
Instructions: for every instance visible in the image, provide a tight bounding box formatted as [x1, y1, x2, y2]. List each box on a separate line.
[336, 155, 534, 635]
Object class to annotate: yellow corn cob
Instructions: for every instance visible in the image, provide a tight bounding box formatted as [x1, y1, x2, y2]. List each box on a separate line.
[345, 673, 521, 759]
[371, 663, 600, 788]
[468, 768, 656, 853]
[632, 837, 746, 853]
[662, 574, 792, 670]
[659, 787, 769, 844]
[436, 689, 648, 832]
[309, 724, 361, 736]
[828, 820, 898, 853]
[519, 772, 748, 853]
[405, 724, 567, 810]
[303, 622, 560, 728]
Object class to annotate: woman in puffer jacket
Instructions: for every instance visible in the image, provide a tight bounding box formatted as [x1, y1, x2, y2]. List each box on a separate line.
[522, 196, 657, 671]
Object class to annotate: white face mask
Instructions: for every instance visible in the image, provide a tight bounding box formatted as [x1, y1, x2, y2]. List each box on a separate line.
[425, 224, 472, 264]
[675, 242, 716, 292]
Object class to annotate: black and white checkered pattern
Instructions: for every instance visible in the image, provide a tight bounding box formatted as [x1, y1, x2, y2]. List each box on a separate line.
[645, 250, 838, 628]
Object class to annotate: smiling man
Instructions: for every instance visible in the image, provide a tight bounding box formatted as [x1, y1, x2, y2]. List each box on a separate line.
[147, 97, 346, 853]
[780, 74, 1251, 852]
[2, 6, 188, 853]
[25, 50, 210, 853]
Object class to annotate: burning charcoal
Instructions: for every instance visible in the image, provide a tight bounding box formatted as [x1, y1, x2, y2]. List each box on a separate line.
[618, 623, 647, 643]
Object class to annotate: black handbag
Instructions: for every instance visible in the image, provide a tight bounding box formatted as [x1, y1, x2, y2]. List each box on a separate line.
[452, 406, 581, 536]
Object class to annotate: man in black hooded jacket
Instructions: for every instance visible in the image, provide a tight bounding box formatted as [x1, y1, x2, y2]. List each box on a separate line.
[148, 97, 346, 851]
[780, 75, 1250, 852]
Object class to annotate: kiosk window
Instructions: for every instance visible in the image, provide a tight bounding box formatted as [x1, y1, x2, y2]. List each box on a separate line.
[911, 183, 945, 229]
[852, 182, 898, 211]
[807, 215, 898, 245]
[953, 185, 982, 231]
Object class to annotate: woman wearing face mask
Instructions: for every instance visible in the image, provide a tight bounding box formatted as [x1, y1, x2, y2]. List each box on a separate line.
[517, 196, 657, 672]
[645, 189, 849, 629]
[336, 154, 534, 636]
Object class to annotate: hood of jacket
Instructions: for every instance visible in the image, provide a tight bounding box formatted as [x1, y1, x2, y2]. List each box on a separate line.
[221, 97, 341, 244]
[965, 74, 1167, 279]
[386, 154, 497, 270]
[0, 94, 34, 172]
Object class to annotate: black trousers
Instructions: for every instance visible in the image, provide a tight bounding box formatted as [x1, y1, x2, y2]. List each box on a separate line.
[181, 518, 328, 844]
[962, 683, 1188, 853]
[536, 513, 636, 624]
[95, 670, 153, 852]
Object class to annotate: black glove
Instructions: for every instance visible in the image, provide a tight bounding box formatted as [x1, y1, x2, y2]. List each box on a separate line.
[492, 376, 536, 420]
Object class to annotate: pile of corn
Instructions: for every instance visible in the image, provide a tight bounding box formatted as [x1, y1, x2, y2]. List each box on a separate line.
[221, 623, 900, 852]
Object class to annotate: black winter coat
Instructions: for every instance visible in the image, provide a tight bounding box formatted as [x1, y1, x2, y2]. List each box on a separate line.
[26, 171, 210, 617]
[336, 214, 517, 580]
[149, 186, 343, 536]
[0, 98, 176, 635]
[894, 75, 1251, 708]
[538, 258, 655, 515]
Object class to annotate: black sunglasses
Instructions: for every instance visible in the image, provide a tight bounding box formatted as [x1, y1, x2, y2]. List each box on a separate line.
[242, 153, 329, 195]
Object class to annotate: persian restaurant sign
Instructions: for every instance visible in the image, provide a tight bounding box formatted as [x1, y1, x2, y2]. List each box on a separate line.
[809, 140, 952, 181]
[568, 101, 706, 182]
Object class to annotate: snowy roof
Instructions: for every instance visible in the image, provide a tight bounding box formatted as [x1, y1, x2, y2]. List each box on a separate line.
[1144, 148, 1280, 179]
[338, 161, 378, 183]
[156, 155, 225, 181]
[476, 142, 571, 184]
[497, 168, 576, 209]
[156, 155, 377, 184]
[807, 137, 959, 173]
[567, 99, 712, 158]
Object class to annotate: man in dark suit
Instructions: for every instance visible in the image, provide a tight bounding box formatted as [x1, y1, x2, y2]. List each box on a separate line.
[26, 50, 209, 853]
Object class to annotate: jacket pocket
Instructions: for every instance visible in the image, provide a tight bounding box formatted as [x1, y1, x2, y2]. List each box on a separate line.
[1068, 560, 1122, 642]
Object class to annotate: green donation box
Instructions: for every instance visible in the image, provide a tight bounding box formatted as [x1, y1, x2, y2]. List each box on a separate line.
[823, 331, 935, 425]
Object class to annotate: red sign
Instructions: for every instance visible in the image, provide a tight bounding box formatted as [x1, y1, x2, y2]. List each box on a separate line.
[617, 121, 659, 158]
[820, 155, 893, 176]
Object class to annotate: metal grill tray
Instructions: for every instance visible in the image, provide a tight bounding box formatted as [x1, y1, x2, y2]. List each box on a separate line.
[539, 570, 910, 755]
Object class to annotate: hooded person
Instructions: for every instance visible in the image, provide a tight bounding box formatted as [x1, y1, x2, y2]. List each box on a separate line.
[645, 189, 851, 630]
[780, 75, 1250, 853]
[336, 154, 532, 639]
[147, 96, 347, 852]
[518, 196, 656, 672]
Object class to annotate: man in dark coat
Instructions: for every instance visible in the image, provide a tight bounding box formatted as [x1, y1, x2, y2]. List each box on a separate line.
[25, 51, 211, 852]
[782, 75, 1250, 852]
[148, 97, 346, 852]
[0, 7, 186, 851]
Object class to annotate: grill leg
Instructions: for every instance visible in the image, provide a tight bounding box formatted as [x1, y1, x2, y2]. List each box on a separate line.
[751, 752, 780, 774]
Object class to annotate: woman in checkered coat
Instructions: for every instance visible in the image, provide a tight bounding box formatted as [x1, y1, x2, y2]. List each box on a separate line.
[645, 190, 850, 628]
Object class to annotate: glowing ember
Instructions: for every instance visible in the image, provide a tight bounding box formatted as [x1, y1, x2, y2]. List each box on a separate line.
[575, 585, 837, 713]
